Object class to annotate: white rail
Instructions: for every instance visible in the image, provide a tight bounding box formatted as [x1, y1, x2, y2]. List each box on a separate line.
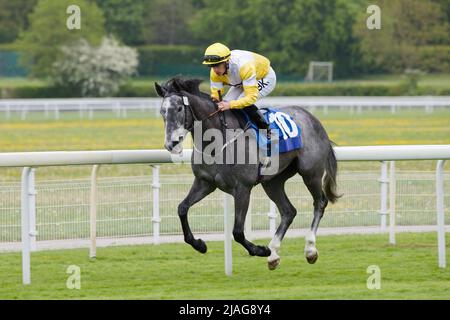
[1, 145, 450, 167]
[0, 145, 448, 284]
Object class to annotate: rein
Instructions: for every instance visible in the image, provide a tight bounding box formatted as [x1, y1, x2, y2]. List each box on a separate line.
[181, 94, 227, 132]
[180, 93, 241, 156]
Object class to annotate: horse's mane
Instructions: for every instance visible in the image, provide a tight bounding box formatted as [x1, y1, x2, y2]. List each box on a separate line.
[163, 76, 245, 127]
[164, 76, 212, 102]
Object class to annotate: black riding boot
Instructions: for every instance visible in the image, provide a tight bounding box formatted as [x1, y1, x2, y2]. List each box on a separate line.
[244, 104, 270, 132]
[244, 105, 272, 166]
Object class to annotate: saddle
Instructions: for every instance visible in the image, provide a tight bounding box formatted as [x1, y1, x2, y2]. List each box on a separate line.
[232, 108, 303, 154]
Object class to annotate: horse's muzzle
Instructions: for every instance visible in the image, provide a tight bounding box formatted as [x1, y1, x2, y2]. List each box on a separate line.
[165, 140, 180, 151]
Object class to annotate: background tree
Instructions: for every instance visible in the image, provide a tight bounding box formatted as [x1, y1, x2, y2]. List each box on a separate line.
[0, 0, 38, 43]
[190, 0, 360, 77]
[52, 36, 138, 97]
[95, 0, 146, 46]
[142, 0, 194, 45]
[354, 0, 449, 74]
[189, 0, 258, 49]
[18, 0, 105, 77]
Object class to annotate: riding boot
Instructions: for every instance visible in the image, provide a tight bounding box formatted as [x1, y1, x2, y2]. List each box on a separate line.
[245, 104, 269, 131]
[244, 104, 272, 167]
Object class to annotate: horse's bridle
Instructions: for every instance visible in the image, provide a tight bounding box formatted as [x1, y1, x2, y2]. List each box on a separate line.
[168, 93, 251, 156]
[179, 94, 227, 132]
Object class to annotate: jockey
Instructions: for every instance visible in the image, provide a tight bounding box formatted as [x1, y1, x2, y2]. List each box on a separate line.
[202, 43, 277, 134]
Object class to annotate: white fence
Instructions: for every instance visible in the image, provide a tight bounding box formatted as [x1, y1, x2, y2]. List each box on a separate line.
[1, 96, 449, 119]
[0, 146, 449, 283]
[1, 170, 448, 243]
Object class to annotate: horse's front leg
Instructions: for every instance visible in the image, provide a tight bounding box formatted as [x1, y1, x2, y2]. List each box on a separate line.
[178, 177, 216, 253]
[232, 187, 271, 257]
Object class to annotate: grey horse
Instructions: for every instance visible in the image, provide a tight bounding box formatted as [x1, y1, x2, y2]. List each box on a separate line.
[155, 77, 340, 270]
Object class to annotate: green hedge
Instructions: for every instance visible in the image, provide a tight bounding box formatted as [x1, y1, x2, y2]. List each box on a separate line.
[117, 82, 450, 98]
[2, 81, 449, 99]
[418, 46, 450, 74]
[1, 85, 77, 98]
[137, 45, 205, 77]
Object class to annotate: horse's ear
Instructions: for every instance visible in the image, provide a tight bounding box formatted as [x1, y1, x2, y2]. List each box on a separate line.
[154, 82, 166, 97]
[185, 79, 203, 93]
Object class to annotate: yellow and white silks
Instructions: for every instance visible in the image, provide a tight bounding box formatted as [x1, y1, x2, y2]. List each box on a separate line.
[210, 50, 277, 109]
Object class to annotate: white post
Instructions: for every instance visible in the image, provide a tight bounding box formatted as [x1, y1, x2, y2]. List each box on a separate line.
[245, 196, 252, 240]
[54, 107, 60, 120]
[223, 192, 233, 276]
[78, 104, 83, 119]
[379, 161, 388, 230]
[115, 102, 121, 118]
[436, 160, 446, 268]
[268, 200, 277, 237]
[389, 161, 396, 245]
[151, 165, 161, 245]
[21, 108, 27, 120]
[29, 168, 37, 251]
[6, 104, 11, 120]
[357, 105, 362, 114]
[21, 167, 32, 285]
[90, 165, 100, 258]
[390, 105, 396, 114]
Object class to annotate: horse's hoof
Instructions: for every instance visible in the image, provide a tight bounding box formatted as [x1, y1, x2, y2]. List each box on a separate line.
[268, 258, 280, 270]
[193, 239, 207, 254]
[305, 248, 318, 264]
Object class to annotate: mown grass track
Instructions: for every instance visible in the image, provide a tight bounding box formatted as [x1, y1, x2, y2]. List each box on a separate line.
[0, 233, 449, 299]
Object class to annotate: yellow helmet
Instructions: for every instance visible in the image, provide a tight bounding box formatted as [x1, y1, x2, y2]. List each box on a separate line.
[202, 43, 231, 65]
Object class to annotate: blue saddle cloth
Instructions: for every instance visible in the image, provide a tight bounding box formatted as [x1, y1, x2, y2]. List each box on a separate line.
[239, 107, 302, 154]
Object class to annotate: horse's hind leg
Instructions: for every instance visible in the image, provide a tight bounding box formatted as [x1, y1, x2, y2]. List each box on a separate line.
[262, 179, 297, 270]
[178, 177, 216, 253]
[261, 163, 298, 270]
[232, 186, 271, 257]
[301, 172, 328, 264]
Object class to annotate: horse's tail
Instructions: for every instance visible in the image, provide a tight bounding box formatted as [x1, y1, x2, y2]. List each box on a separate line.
[324, 141, 342, 203]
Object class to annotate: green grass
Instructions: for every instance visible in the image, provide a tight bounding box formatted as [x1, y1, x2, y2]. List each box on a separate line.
[0, 232, 449, 299]
[2, 109, 448, 152]
[0, 77, 48, 88]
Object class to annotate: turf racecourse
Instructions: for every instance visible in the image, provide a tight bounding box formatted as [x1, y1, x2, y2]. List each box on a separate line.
[1, 107, 449, 300]
[0, 232, 449, 299]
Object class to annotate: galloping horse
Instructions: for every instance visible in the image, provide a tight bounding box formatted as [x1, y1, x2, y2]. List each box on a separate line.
[155, 77, 340, 270]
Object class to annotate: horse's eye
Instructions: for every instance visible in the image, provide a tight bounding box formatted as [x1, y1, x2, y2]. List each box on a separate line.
[178, 105, 183, 112]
